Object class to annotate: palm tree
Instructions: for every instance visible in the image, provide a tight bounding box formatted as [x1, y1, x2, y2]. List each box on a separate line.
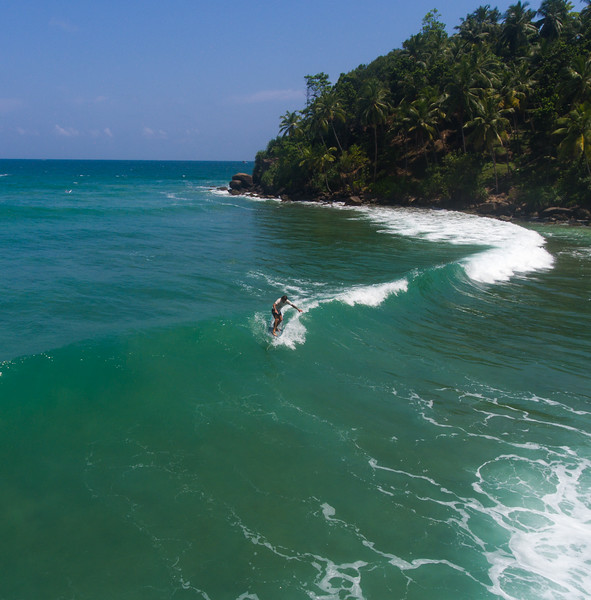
[457, 5, 502, 48]
[465, 92, 511, 192]
[358, 80, 391, 181]
[560, 54, 591, 105]
[312, 92, 346, 153]
[501, 2, 537, 57]
[299, 146, 338, 192]
[582, 0, 591, 25]
[537, 0, 573, 40]
[403, 90, 444, 166]
[279, 111, 302, 138]
[553, 101, 591, 176]
[498, 62, 535, 146]
[338, 144, 370, 192]
[443, 50, 500, 152]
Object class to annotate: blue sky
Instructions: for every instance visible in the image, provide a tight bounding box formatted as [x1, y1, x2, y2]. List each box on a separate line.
[0, 0, 585, 161]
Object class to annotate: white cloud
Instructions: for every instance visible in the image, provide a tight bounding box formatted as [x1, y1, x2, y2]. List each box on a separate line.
[55, 125, 79, 137]
[232, 89, 305, 104]
[104, 127, 113, 138]
[142, 127, 167, 139]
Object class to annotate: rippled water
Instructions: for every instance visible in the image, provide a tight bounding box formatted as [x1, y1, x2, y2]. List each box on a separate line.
[1, 160, 589, 599]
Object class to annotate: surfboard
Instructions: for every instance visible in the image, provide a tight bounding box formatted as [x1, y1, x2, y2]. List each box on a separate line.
[268, 321, 283, 337]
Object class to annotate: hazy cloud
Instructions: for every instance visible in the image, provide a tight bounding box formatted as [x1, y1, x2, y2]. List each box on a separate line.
[55, 125, 79, 137]
[142, 127, 167, 139]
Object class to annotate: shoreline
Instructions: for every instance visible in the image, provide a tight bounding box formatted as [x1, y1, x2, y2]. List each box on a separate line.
[227, 174, 591, 227]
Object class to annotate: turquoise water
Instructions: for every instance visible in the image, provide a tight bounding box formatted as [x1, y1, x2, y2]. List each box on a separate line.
[1, 160, 590, 600]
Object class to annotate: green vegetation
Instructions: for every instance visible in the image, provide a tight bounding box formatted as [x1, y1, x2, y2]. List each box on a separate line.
[253, 1, 591, 212]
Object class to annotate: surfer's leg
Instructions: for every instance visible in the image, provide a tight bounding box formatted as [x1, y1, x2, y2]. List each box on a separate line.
[272, 312, 281, 335]
[273, 314, 282, 335]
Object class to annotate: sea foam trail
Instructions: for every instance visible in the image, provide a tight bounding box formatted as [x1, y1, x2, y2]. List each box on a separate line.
[261, 278, 408, 349]
[350, 206, 554, 284]
[477, 454, 591, 600]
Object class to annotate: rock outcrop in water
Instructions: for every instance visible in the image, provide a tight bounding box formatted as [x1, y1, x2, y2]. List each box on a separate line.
[229, 173, 253, 195]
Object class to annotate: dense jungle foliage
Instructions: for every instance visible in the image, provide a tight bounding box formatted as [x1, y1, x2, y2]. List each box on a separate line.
[253, 1, 591, 210]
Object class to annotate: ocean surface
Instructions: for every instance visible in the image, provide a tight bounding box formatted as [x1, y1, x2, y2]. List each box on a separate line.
[1, 159, 590, 600]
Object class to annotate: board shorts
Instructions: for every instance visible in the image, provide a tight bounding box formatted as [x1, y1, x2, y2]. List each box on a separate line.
[272, 308, 281, 319]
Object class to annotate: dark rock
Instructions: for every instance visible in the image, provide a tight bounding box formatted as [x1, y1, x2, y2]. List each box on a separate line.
[475, 201, 513, 216]
[228, 172, 254, 194]
[231, 173, 253, 186]
[345, 195, 363, 206]
[542, 207, 573, 217]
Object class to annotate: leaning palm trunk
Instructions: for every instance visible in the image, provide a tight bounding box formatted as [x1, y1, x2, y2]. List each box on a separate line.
[458, 115, 467, 153]
[331, 122, 343, 153]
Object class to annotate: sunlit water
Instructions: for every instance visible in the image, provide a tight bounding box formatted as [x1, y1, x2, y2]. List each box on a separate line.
[1, 160, 589, 599]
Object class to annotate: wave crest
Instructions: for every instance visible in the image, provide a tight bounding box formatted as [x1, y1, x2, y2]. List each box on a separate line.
[351, 206, 554, 284]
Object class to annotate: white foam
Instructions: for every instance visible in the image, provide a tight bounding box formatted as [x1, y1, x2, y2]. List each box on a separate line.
[474, 454, 591, 600]
[255, 276, 408, 349]
[271, 311, 307, 349]
[334, 279, 408, 306]
[309, 558, 367, 600]
[348, 206, 555, 284]
[370, 441, 591, 600]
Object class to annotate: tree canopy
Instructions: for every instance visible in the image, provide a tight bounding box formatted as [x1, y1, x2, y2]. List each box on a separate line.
[253, 1, 591, 211]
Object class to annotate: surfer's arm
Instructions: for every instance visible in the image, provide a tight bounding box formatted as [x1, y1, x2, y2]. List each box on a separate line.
[289, 301, 303, 312]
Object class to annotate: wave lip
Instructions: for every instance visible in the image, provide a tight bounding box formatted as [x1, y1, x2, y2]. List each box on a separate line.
[261, 278, 408, 349]
[353, 206, 555, 285]
[463, 226, 555, 284]
[334, 280, 409, 307]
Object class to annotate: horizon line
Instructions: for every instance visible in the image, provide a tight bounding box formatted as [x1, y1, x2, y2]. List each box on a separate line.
[0, 157, 255, 163]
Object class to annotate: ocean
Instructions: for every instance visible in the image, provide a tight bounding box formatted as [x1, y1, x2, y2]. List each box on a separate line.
[0, 159, 589, 600]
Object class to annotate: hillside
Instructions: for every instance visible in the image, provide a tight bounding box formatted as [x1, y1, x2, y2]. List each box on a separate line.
[245, 2, 591, 224]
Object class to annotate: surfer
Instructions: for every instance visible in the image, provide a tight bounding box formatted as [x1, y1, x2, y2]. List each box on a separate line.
[272, 295, 302, 336]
